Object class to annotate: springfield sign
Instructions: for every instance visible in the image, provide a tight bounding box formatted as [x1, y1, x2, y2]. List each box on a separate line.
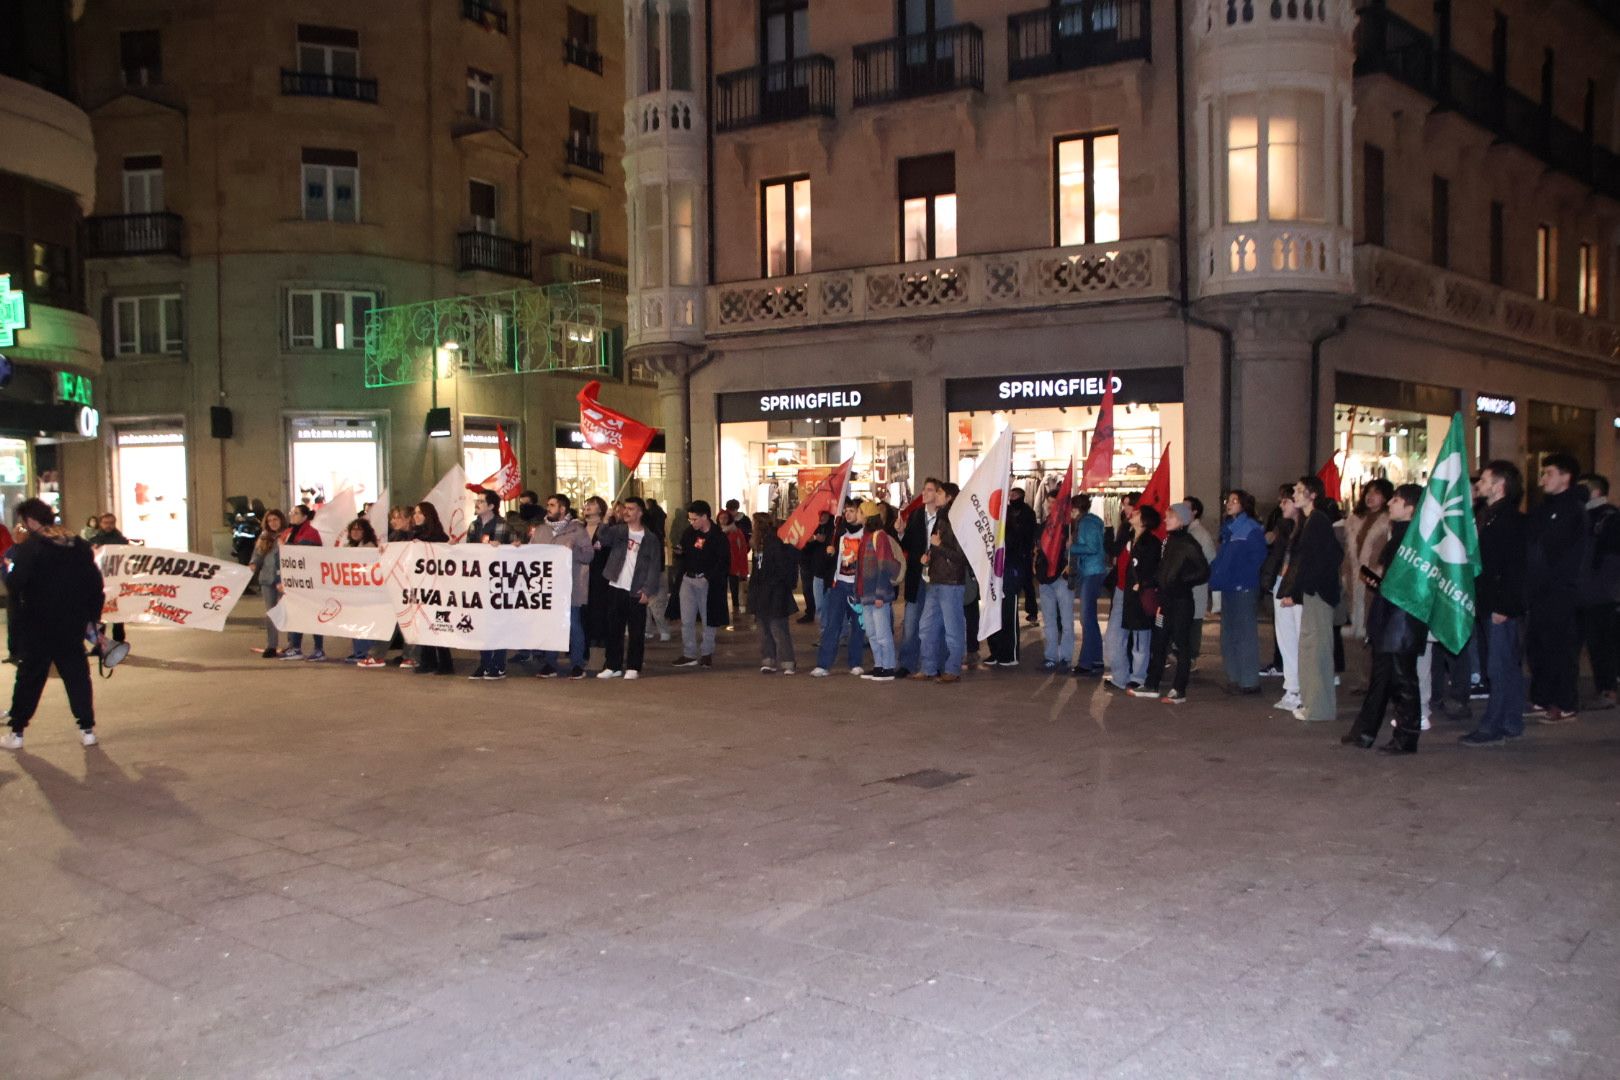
[388, 542, 572, 651]
[96, 545, 252, 631]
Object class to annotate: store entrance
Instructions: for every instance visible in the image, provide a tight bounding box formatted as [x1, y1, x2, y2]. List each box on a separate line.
[288, 416, 383, 512]
[113, 425, 190, 550]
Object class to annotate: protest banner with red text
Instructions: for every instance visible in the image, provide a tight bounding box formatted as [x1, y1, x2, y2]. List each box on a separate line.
[96, 545, 252, 631]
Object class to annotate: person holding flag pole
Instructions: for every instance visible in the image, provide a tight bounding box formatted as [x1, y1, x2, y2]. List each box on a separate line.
[1034, 458, 1076, 671]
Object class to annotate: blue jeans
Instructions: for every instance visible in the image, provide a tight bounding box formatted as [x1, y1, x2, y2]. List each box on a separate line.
[348, 639, 378, 659]
[288, 632, 323, 652]
[1075, 573, 1104, 671]
[864, 602, 896, 670]
[920, 583, 967, 676]
[680, 575, 718, 657]
[813, 578, 828, 627]
[816, 581, 867, 670]
[1038, 579, 1074, 665]
[479, 649, 507, 673]
[540, 606, 588, 671]
[1103, 587, 1149, 688]
[899, 583, 926, 673]
[1477, 617, 1526, 738]
[1219, 589, 1260, 690]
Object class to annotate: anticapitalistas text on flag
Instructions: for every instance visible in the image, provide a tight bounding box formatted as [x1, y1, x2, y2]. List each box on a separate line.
[578, 380, 659, 471]
[1379, 413, 1481, 654]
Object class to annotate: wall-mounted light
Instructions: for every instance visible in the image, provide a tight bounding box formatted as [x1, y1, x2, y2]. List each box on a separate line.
[426, 406, 452, 438]
[335, 322, 347, 350]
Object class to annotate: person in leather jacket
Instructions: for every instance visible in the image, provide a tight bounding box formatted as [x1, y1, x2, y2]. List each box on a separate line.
[1343, 484, 1428, 752]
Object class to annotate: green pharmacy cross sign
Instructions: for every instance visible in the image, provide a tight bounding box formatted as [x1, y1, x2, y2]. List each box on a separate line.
[0, 273, 25, 348]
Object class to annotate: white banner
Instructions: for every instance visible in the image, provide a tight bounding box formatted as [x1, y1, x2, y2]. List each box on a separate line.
[311, 487, 358, 547]
[387, 542, 572, 651]
[950, 424, 1014, 643]
[268, 546, 395, 640]
[96, 545, 253, 631]
[423, 465, 471, 543]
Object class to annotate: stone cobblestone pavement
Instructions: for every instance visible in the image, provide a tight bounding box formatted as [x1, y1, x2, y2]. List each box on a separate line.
[1, 617, 1616, 1079]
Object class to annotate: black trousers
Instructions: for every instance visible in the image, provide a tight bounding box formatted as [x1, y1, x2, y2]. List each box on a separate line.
[799, 564, 817, 619]
[1022, 571, 1038, 618]
[965, 599, 980, 652]
[1350, 649, 1421, 747]
[605, 587, 648, 672]
[988, 589, 1020, 663]
[9, 636, 95, 731]
[1146, 597, 1195, 695]
[1577, 603, 1618, 695]
[418, 645, 454, 673]
[1527, 596, 1580, 712]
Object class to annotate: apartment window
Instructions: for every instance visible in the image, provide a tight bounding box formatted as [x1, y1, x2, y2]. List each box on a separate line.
[122, 155, 164, 213]
[467, 69, 496, 125]
[761, 0, 809, 65]
[762, 177, 811, 277]
[1431, 176, 1449, 268]
[567, 6, 597, 47]
[1361, 144, 1385, 246]
[296, 25, 359, 77]
[120, 29, 162, 86]
[1489, 201, 1504, 285]
[669, 4, 693, 90]
[900, 0, 954, 34]
[1054, 133, 1120, 247]
[301, 149, 358, 222]
[30, 241, 69, 300]
[671, 183, 695, 286]
[569, 207, 598, 257]
[640, 0, 692, 93]
[639, 187, 664, 288]
[113, 295, 183, 355]
[1578, 243, 1598, 315]
[1536, 224, 1555, 301]
[1225, 91, 1324, 224]
[900, 154, 956, 261]
[287, 289, 375, 350]
[569, 108, 596, 149]
[469, 180, 497, 234]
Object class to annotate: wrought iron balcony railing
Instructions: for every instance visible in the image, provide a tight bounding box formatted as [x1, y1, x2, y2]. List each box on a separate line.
[564, 38, 604, 73]
[1355, 6, 1620, 202]
[85, 212, 185, 258]
[853, 24, 984, 108]
[566, 140, 605, 173]
[716, 55, 837, 132]
[456, 231, 532, 279]
[279, 69, 379, 103]
[1008, 0, 1151, 81]
[462, 0, 508, 33]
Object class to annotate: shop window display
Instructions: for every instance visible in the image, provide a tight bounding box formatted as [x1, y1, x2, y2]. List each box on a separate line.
[1333, 405, 1449, 506]
[721, 416, 915, 519]
[289, 417, 381, 512]
[113, 427, 190, 550]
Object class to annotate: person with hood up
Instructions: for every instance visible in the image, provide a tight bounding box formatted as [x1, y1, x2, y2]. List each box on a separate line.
[533, 493, 595, 679]
[1133, 502, 1210, 704]
[1342, 484, 1428, 753]
[1209, 490, 1268, 695]
[853, 500, 905, 682]
[2, 499, 105, 750]
[811, 499, 870, 677]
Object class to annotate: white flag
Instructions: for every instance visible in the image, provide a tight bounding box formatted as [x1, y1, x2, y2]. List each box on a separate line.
[423, 464, 470, 543]
[368, 487, 391, 548]
[311, 487, 357, 546]
[949, 424, 1014, 644]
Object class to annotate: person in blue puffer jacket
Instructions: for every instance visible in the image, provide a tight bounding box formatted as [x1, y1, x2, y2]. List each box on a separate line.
[1067, 494, 1108, 676]
[1209, 489, 1268, 695]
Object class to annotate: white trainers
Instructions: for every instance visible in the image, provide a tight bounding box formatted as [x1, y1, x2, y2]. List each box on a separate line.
[811, 667, 830, 677]
[623, 670, 640, 680]
[848, 666, 865, 677]
[1292, 707, 1308, 721]
[81, 730, 98, 747]
[1, 731, 21, 751]
[596, 669, 623, 679]
[1273, 693, 1301, 712]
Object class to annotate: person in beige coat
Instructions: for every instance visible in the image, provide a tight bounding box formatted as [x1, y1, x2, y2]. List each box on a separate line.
[1342, 479, 1394, 642]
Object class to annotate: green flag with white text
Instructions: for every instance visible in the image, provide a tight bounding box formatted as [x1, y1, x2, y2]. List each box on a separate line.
[1380, 413, 1482, 654]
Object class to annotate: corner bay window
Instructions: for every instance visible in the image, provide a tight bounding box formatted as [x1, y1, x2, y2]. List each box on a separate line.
[287, 289, 375, 350]
[1055, 132, 1119, 246]
[301, 148, 358, 222]
[1224, 92, 1324, 225]
[113, 295, 184, 355]
[899, 153, 956, 262]
[1577, 242, 1598, 315]
[641, 0, 693, 94]
[762, 177, 811, 277]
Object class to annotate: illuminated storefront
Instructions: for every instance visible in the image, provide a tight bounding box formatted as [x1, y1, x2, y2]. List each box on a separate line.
[287, 415, 384, 510]
[111, 422, 189, 550]
[1332, 374, 1459, 505]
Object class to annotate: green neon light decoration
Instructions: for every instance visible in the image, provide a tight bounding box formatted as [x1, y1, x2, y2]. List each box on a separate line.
[0, 274, 26, 348]
[362, 282, 610, 388]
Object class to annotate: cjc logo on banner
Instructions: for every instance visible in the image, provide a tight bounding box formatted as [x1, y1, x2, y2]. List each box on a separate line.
[96, 545, 253, 631]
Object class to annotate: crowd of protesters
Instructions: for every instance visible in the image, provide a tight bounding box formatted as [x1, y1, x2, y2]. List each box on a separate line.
[6, 451, 1618, 757]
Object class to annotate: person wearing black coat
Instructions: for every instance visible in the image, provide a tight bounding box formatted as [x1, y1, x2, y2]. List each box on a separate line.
[1279, 476, 1343, 722]
[748, 515, 800, 674]
[1137, 503, 1210, 703]
[1461, 462, 1531, 745]
[1524, 453, 1586, 721]
[1004, 487, 1040, 623]
[1344, 487, 1428, 752]
[671, 500, 731, 667]
[1106, 504, 1161, 691]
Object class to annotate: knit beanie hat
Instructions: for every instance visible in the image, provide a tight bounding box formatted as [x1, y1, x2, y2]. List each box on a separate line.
[1168, 502, 1192, 527]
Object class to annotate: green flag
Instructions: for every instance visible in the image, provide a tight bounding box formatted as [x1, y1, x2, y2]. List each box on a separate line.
[1380, 413, 1482, 654]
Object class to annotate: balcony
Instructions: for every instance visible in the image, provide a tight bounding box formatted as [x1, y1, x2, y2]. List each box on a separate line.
[456, 231, 532, 279]
[84, 212, 184, 258]
[1201, 222, 1353, 296]
[564, 38, 604, 74]
[462, 0, 508, 33]
[565, 140, 605, 173]
[1356, 245, 1620, 363]
[1355, 6, 1620, 202]
[1008, 0, 1151, 81]
[716, 56, 837, 133]
[538, 252, 628, 295]
[853, 24, 984, 108]
[279, 69, 379, 104]
[707, 237, 1173, 336]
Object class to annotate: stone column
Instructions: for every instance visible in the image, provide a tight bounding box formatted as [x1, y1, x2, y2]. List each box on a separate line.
[637, 344, 703, 508]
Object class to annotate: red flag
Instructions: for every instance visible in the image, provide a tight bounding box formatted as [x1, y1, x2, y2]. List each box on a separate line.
[1081, 374, 1115, 490]
[1039, 457, 1075, 573]
[778, 456, 854, 549]
[1316, 452, 1343, 504]
[1139, 443, 1172, 539]
[464, 424, 522, 500]
[896, 493, 925, 528]
[577, 380, 658, 471]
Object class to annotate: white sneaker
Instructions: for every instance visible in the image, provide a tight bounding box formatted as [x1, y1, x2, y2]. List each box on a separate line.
[848, 666, 864, 677]
[279, 649, 304, 660]
[659, 632, 671, 642]
[623, 670, 640, 680]
[81, 730, 98, 747]
[1333, 675, 1341, 687]
[781, 665, 796, 676]
[0, 731, 21, 750]
[811, 667, 830, 677]
[1273, 693, 1301, 712]
[596, 669, 623, 679]
[1420, 715, 1432, 732]
[1292, 707, 1308, 721]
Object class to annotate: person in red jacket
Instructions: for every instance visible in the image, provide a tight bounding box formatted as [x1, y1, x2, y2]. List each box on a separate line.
[719, 508, 751, 630]
[278, 504, 327, 661]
